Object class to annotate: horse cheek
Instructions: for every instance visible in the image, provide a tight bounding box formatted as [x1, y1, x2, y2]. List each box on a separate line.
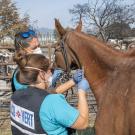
[55, 53, 66, 70]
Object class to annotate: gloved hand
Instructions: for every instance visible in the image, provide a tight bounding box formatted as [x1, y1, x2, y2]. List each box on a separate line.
[73, 69, 84, 84]
[77, 78, 90, 92]
[52, 69, 63, 87]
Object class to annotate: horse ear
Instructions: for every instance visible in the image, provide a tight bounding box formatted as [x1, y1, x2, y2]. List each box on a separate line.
[75, 16, 82, 32]
[55, 18, 66, 37]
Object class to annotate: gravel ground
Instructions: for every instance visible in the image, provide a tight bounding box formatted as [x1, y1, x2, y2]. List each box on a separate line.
[0, 110, 11, 135]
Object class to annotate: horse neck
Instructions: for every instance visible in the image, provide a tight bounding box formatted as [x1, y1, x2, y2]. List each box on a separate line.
[67, 32, 121, 100]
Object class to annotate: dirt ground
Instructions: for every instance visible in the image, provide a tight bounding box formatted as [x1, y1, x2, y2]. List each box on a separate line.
[0, 110, 11, 135]
[0, 120, 11, 135]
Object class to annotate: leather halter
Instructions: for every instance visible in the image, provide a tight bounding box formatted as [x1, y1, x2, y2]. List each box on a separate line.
[50, 37, 72, 85]
[53, 35, 82, 96]
[58, 39, 71, 73]
[54, 35, 82, 71]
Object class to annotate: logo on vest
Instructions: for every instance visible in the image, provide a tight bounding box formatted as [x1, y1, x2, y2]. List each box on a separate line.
[10, 101, 35, 130]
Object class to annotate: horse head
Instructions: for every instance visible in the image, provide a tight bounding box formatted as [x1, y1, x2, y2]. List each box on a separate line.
[54, 18, 82, 72]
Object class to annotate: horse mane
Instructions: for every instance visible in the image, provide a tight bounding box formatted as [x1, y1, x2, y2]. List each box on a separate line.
[82, 32, 135, 54]
[65, 31, 135, 70]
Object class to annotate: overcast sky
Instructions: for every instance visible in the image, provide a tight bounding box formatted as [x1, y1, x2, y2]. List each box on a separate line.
[13, 0, 87, 29]
[12, 0, 134, 29]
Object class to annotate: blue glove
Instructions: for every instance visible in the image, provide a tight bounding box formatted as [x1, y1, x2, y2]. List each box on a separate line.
[52, 69, 63, 87]
[73, 69, 84, 84]
[77, 78, 90, 92]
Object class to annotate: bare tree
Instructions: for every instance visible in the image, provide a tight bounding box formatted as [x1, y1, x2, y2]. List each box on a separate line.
[0, 0, 29, 42]
[69, 0, 135, 41]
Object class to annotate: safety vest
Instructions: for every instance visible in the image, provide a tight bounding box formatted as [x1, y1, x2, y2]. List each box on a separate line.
[10, 86, 49, 135]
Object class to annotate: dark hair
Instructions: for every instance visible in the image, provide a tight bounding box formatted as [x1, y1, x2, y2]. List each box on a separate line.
[14, 50, 49, 84]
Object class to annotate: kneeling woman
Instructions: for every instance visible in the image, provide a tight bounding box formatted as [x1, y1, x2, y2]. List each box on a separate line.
[10, 53, 90, 135]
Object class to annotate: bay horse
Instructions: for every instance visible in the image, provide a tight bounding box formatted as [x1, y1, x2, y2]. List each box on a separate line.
[54, 19, 135, 135]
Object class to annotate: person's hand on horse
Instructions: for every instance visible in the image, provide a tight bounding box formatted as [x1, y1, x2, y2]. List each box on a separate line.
[72, 69, 84, 84]
[77, 78, 90, 92]
[52, 69, 63, 87]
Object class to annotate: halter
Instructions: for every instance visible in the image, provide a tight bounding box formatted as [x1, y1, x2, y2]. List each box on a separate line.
[53, 36, 82, 72]
[59, 39, 71, 73]
[52, 35, 84, 97]
[51, 38, 71, 73]
[51, 37, 73, 96]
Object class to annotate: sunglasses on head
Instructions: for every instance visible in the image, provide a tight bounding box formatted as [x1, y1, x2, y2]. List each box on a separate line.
[20, 29, 37, 39]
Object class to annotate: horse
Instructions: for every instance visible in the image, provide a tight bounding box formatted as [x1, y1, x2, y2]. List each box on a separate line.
[54, 19, 135, 135]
